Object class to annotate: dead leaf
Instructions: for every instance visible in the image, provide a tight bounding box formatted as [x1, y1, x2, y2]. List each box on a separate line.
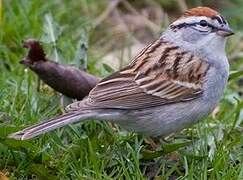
[0, 171, 9, 180]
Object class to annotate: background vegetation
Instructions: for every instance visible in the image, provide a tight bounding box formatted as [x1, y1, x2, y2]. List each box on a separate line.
[0, 0, 243, 179]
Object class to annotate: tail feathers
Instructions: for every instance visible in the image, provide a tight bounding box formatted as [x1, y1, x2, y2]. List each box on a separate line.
[9, 111, 93, 140]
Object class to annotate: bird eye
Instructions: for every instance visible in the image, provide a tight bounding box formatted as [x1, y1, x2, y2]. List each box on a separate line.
[199, 20, 208, 27]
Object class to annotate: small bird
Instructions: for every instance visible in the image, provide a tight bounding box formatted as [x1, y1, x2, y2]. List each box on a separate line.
[10, 7, 234, 140]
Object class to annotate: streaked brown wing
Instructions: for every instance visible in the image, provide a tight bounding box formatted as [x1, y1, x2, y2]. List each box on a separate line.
[66, 72, 172, 111]
[66, 38, 209, 111]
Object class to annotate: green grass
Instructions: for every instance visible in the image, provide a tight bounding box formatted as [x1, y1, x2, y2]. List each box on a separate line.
[1, 0, 243, 179]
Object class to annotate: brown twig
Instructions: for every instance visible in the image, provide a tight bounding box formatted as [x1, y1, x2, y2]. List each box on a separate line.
[21, 39, 99, 100]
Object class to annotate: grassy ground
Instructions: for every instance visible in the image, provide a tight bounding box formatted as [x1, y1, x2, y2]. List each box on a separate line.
[1, 0, 243, 179]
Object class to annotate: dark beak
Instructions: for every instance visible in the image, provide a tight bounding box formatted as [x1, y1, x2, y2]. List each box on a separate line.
[217, 25, 234, 37]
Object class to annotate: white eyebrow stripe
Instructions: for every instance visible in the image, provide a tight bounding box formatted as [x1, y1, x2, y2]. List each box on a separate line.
[172, 16, 210, 26]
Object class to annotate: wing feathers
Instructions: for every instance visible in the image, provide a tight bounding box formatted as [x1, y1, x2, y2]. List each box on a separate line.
[66, 37, 210, 111]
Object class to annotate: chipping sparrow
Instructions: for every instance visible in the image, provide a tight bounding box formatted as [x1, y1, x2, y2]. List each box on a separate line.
[10, 7, 234, 140]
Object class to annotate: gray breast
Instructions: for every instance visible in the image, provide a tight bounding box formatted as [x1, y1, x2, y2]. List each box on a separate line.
[115, 64, 228, 137]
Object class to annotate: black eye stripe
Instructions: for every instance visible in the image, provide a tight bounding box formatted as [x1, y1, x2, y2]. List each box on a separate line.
[220, 15, 227, 24]
[212, 16, 223, 24]
[171, 22, 216, 29]
[212, 15, 227, 25]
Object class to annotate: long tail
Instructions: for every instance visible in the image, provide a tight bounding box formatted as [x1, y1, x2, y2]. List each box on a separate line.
[9, 111, 94, 140]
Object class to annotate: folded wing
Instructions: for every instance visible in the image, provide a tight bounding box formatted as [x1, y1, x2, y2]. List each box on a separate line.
[66, 38, 210, 111]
